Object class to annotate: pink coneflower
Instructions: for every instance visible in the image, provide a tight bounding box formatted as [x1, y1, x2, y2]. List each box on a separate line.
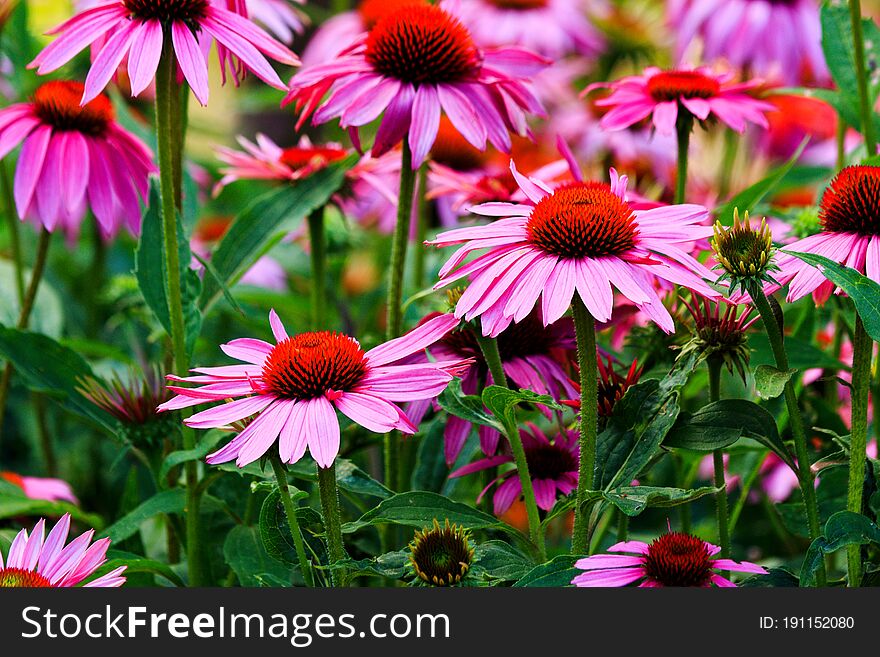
[284, 2, 548, 168]
[1, 472, 78, 505]
[158, 311, 470, 468]
[667, 0, 827, 86]
[457, 0, 604, 59]
[0, 514, 126, 587]
[571, 532, 767, 587]
[30, 0, 299, 106]
[774, 165, 880, 304]
[0, 80, 154, 243]
[588, 66, 773, 136]
[450, 424, 578, 514]
[428, 162, 717, 336]
[225, 0, 307, 44]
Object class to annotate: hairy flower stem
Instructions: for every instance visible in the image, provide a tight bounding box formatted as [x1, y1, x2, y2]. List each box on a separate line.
[571, 296, 598, 555]
[847, 317, 872, 587]
[318, 463, 347, 585]
[707, 357, 730, 570]
[674, 114, 693, 205]
[1, 162, 24, 304]
[475, 332, 546, 561]
[307, 207, 327, 330]
[751, 287, 825, 585]
[156, 44, 202, 586]
[849, 0, 877, 154]
[270, 455, 315, 587]
[413, 163, 429, 290]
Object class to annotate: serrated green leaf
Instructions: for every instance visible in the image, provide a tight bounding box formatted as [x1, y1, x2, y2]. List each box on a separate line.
[754, 364, 798, 400]
[801, 511, 880, 587]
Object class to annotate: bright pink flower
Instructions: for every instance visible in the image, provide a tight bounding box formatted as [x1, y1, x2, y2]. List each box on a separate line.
[284, 2, 549, 168]
[0, 514, 126, 587]
[224, 0, 307, 44]
[30, 0, 299, 106]
[450, 423, 578, 514]
[588, 66, 774, 136]
[1, 472, 78, 505]
[773, 165, 880, 304]
[158, 311, 470, 468]
[456, 0, 604, 59]
[0, 80, 154, 243]
[667, 0, 828, 86]
[572, 532, 767, 587]
[428, 162, 718, 337]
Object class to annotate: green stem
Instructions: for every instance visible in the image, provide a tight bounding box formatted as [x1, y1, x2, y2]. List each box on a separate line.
[307, 207, 326, 330]
[752, 287, 825, 585]
[317, 463, 346, 585]
[156, 43, 202, 586]
[846, 316, 872, 587]
[269, 455, 314, 587]
[386, 140, 416, 340]
[413, 163, 429, 290]
[674, 114, 693, 205]
[616, 509, 629, 542]
[717, 128, 739, 201]
[849, 0, 877, 154]
[707, 357, 730, 560]
[1, 161, 24, 304]
[475, 332, 546, 561]
[571, 295, 598, 554]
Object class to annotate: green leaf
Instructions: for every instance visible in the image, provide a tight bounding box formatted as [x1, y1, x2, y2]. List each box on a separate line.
[739, 567, 799, 588]
[411, 419, 451, 493]
[749, 333, 847, 371]
[437, 378, 503, 432]
[200, 156, 357, 311]
[135, 182, 203, 356]
[258, 487, 314, 571]
[779, 465, 848, 537]
[800, 511, 880, 587]
[100, 489, 185, 543]
[224, 525, 293, 587]
[286, 458, 392, 500]
[0, 496, 103, 529]
[342, 491, 505, 534]
[0, 259, 63, 338]
[754, 365, 798, 400]
[474, 541, 534, 582]
[159, 432, 224, 481]
[482, 385, 564, 430]
[101, 550, 185, 587]
[782, 250, 880, 342]
[602, 485, 720, 517]
[513, 555, 582, 587]
[0, 328, 116, 433]
[333, 550, 411, 581]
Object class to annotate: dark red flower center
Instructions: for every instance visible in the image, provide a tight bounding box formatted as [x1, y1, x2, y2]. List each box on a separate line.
[123, 0, 209, 26]
[497, 311, 555, 360]
[647, 71, 720, 103]
[365, 5, 480, 86]
[526, 181, 639, 259]
[261, 332, 368, 400]
[524, 442, 577, 480]
[358, 0, 427, 29]
[32, 81, 114, 137]
[280, 146, 348, 172]
[643, 532, 713, 587]
[0, 567, 53, 588]
[819, 165, 880, 236]
[487, 0, 549, 9]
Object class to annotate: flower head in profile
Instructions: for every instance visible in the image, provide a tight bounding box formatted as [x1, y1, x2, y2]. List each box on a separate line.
[597, 356, 642, 417]
[284, 2, 549, 167]
[408, 519, 475, 587]
[773, 165, 880, 304]
[588, 66, 773, 136]
[0, 80, 155, 243]
[711, 208, 779, 296]
[450, 424, 578, 514]
[571, 532, 767, 587]
[30, 0, 299, 106]
[1, 472, 78, 505]
[0, 514, 126, 588]
[678, 294, 756, 382]
[428, 161, 718, 337]
[159, 311, 470, 468]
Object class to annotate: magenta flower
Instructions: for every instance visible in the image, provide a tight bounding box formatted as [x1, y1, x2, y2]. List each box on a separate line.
[1, 472, 78, 505]
[588, 66, 773, 136]
[428, 162, 717, 337]
[284, 2, 548, 168]
[774, 165, 880, 304]
[30, 0, 299, 106]
[0, 514, 126, 588]
[158, 311, 470, 468]
[450, 424, 578, 514]
[572, 532, 767, 587]
[0, 80, 154, 243]
[667, 0, 828, 86]
[224, 0, 307, 44]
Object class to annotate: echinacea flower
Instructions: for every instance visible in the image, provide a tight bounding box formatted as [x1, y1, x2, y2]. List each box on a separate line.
[711, 208, 780, 296]
[774, 165, 880, 304]
[0, 80, 155, 242]
[456, 0, 604, 59]
[284, 2, 549, 167]
[450, 424, 578, 514]
[588, 66, 773, 136]
[677, 294, 757, 382]
[1, 472, 78, 505]
[158, 311, 470, 468]
[408, 519, 475, 587]
[571, 532, 766, 587]
[0, 514, 126, 588]
[225, 0, 307, 44]
[667, 0, 827, 86]
[596, 356, 642, 417]
[30, 0, 300, 106]
[428, 162, 718, 336]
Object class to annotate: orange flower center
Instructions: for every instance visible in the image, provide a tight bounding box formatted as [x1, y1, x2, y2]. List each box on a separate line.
[643, 532, 713, 587]
[365, 5, 480, 86]
[280, 146, 348, 172]
[123, 0, 209, 26]
[261, 332, 367, 400]
[358, 0, 427, 29]
[0, 567, 53, 588]
[526, 182, 638, 259]
[33, 81, 114, 137]
[647, 71, 720, 103]
[819, 165, 880, 237]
